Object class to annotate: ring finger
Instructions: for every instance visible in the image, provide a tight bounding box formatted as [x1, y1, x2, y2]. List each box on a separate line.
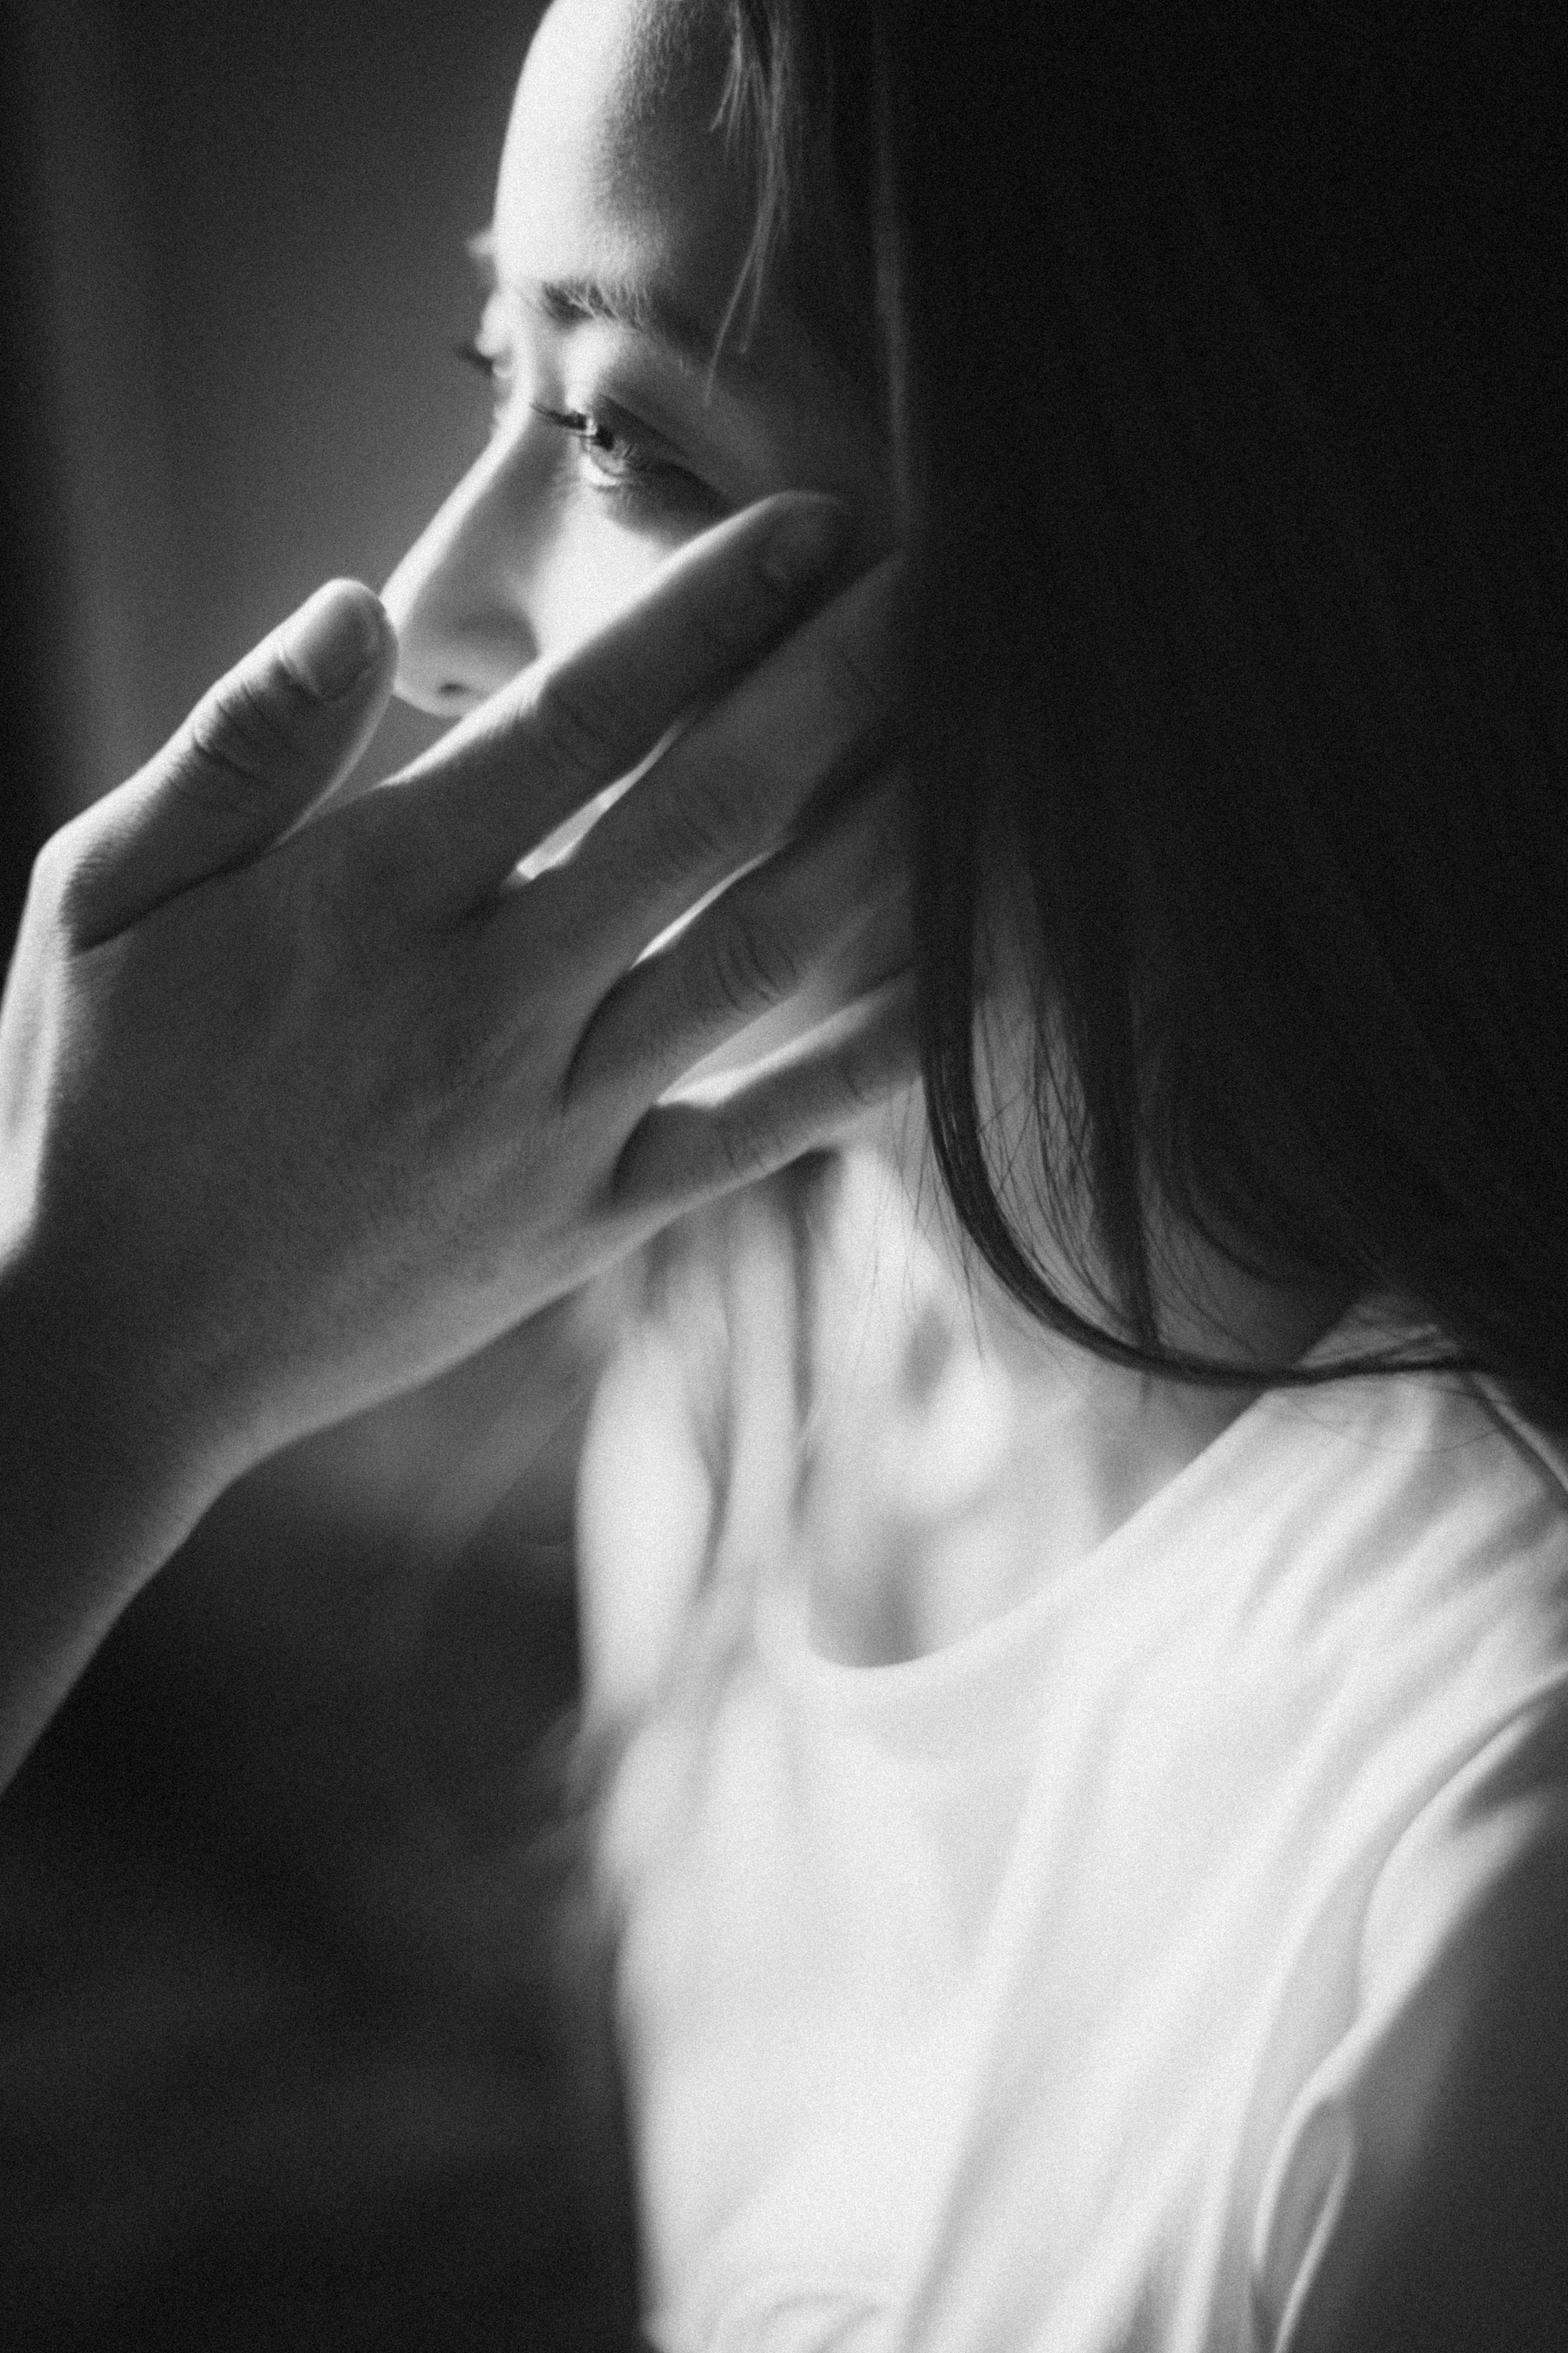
[564, 768, 911, 1113]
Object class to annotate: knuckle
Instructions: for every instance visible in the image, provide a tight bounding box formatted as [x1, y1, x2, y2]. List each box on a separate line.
[27, 822, 76, 917]
[31, 812, 106, 943]
[706, 1108, 763, 1190]
[184, 666, 309, 815]
[702, 905, 800, 1021]
[643, 764, 738, 887]
[528, 662, 626, 787]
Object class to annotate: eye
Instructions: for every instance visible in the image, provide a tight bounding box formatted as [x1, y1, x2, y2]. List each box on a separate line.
[530, 401, 725, 523]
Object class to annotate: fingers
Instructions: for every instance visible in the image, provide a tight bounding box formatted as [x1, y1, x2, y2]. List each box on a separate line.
[611, 971, 922, 1218]
[54, 582, 396, 945]
[385, 493, 854, 910]
[539, 551, 903, 996]
[564, 771, 910, 1108]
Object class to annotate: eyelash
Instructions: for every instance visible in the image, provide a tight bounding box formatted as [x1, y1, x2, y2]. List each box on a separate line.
[452, 336, 717, 520]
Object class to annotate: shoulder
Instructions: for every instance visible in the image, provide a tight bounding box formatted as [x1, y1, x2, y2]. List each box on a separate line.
[1262, 1686, 1568, 2352]
[1239, 1319, 1568, 1647]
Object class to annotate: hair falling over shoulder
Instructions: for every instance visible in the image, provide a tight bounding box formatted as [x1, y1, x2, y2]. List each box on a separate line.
[718, 0, 1568, 1432]
[521, 7, 1568, 2332]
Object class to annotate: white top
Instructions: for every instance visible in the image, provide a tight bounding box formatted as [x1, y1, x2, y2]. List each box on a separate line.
[576, 1155, 1568, 2353]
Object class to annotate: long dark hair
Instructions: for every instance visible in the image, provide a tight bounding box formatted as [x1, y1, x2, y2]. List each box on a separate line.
[722, 0, 1568, 1430]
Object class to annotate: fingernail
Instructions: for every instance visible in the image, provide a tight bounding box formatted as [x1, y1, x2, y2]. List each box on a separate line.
[280, 581, 389, 699]
[759, 497, 853, 592]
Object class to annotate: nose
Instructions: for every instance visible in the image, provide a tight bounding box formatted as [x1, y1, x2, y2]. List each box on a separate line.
[381, 428, 542, 716]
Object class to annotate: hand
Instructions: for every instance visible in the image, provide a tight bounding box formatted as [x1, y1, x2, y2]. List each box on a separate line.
[1, 493, 913, 1527]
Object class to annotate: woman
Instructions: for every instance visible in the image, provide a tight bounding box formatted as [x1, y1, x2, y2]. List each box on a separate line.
[395, 4, 1568, 2347]
[4, 0, 1566, 2346]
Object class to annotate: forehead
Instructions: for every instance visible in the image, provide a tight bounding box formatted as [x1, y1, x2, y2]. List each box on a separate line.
[495, 0, 748, 317]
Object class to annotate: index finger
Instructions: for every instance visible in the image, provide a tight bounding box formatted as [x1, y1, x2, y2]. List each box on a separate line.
[381, 492, 853, 909]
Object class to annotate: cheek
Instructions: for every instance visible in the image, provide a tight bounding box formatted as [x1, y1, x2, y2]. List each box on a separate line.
[526, 500, 694, 662]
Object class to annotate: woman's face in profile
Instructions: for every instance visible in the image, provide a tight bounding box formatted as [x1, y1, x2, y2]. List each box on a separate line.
[384, 0, 891, 711]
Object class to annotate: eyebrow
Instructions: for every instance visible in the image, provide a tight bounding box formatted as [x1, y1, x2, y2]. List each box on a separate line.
[467, 227, 754, 384]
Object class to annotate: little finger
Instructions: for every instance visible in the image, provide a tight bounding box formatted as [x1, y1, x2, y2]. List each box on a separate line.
[611, 971, 921, 1218]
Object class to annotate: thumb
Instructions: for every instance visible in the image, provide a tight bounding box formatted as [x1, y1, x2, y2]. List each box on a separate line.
[65, 580, 396, 941]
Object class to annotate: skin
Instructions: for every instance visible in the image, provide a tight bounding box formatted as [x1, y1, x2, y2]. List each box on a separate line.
[386, 0, 893, 704]
[0, 0, 919, 1780]
[385, 0, 904, 1071]
[386, 0, 1349, 1668]
[0, 0, 1346, 1784]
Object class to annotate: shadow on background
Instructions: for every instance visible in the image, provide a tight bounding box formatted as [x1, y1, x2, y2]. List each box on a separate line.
[1, 2, 647, 2341]
[7, 0, 538, 832]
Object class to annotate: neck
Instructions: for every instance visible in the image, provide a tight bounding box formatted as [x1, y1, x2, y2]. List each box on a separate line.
[813, 1095, 1355, 1662]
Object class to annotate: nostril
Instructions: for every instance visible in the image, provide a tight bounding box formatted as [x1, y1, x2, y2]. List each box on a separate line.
[422, 678, 486, 717]
[389, 615, 534, 716]
[389, 664, 485, 719]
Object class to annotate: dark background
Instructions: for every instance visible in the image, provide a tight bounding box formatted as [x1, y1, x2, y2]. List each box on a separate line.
[1, 2, 646, 2342]
[4, 0, 535, 863]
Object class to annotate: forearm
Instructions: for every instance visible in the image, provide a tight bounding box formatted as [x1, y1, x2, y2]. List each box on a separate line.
[0, 1249, 225, 1791]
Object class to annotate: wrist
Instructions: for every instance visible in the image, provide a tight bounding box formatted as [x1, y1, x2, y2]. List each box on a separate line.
[0, 1231, 242, 1786]
[2, 1227, 237, 1546]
